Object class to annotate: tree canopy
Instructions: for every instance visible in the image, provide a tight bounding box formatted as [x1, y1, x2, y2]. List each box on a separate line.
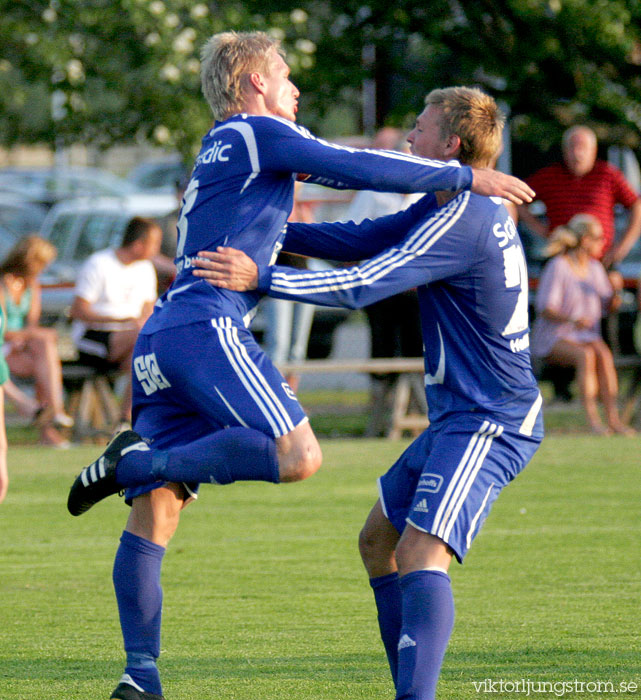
[2, 0, 640, 167]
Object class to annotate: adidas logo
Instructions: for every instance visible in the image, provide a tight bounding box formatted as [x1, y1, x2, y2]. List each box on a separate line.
[81, 457, 106, 486]
[414, 498, 429, 513]
[398, 634, 416, 651]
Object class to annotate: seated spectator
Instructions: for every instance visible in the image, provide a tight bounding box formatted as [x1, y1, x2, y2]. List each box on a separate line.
[69, 217, 161, 426]
[0, 235, 72, 447]
[531, 214, 634, 435]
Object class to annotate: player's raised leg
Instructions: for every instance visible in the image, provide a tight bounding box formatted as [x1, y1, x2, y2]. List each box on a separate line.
[67, 413, 322, 516]
[67, 319, 322, 516]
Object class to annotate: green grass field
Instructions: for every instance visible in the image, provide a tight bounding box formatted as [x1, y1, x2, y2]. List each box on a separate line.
[0, 436, 639, 699]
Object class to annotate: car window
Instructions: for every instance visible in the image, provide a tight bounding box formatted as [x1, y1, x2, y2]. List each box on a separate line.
[73, 214, 127, 262]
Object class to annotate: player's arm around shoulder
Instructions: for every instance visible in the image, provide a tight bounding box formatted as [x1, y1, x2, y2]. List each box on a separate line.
[470, 167, 534, 205]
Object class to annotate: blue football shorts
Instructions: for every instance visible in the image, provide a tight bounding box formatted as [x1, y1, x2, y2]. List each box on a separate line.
[378, 411, 543, 563]
[124, 316, 308, 502]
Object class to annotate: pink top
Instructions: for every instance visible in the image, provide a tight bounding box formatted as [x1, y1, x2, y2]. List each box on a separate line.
[531, 255, 613, 358]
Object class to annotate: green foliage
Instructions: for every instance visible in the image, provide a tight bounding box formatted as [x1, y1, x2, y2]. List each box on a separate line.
[0, 0, 320, 157]
[298, 0, 641, 152]
[421, 0, 641, 151]
[2, 0, 641, 159]
[0, 436, 639, 698]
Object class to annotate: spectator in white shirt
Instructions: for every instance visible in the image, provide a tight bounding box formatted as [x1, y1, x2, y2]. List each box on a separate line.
[70, 217, 161, 425]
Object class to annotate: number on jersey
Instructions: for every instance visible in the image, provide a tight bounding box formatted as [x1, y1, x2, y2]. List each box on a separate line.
[134, 353, 172, 396]
[176, 178, 199, 258]
[501, 244, 529, 336]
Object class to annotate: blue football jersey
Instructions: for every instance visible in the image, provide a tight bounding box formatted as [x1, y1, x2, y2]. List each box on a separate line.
[142, 114, 472, 334]
[257, 192, 542, 431]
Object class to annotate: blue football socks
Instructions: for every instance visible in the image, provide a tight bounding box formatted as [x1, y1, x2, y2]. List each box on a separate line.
[116, 427, 280, 487]
[113, 531, 165, 697]
[370, 572, 403, 686]
[395, 570, 455, 700]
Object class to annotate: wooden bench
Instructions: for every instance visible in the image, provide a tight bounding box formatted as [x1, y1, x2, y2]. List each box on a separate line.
[279, 357, 428, 439]
[59, 354, 428, 442]
[62, 363, 121, 442]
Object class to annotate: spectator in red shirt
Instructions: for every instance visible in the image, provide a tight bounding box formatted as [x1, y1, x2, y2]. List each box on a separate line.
[518, 125, 641, 267]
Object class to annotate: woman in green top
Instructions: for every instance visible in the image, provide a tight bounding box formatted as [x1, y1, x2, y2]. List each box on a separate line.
[0, 304, 9, 503]
[0, 236, 72, 447]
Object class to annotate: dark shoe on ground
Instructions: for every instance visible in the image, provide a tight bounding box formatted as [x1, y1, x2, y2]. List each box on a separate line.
[110, 681, 165, 700]
[67, 430, 145, 516]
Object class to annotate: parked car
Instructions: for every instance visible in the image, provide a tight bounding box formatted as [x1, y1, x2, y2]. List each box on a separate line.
[37, 197, 349, 358]
[0, 166, 176, 213]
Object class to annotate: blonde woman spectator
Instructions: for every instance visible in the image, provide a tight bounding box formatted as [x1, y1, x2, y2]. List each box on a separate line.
[531, 214, 634, 435]
[0, 236, 72, 447]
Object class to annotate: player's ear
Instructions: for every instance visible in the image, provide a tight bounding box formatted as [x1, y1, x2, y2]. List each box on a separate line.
[445, 133, 462, 160]
[248, 71, 267, 95]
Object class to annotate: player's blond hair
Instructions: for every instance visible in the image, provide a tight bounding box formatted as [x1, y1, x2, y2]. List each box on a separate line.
[424, 87, 504, 167]
[200, 31, 284, 121]
[545, 213, 603, 257]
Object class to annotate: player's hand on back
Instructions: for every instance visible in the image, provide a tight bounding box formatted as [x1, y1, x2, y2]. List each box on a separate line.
[471, 168, 535, 205]
[193, 247, 259, 291]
